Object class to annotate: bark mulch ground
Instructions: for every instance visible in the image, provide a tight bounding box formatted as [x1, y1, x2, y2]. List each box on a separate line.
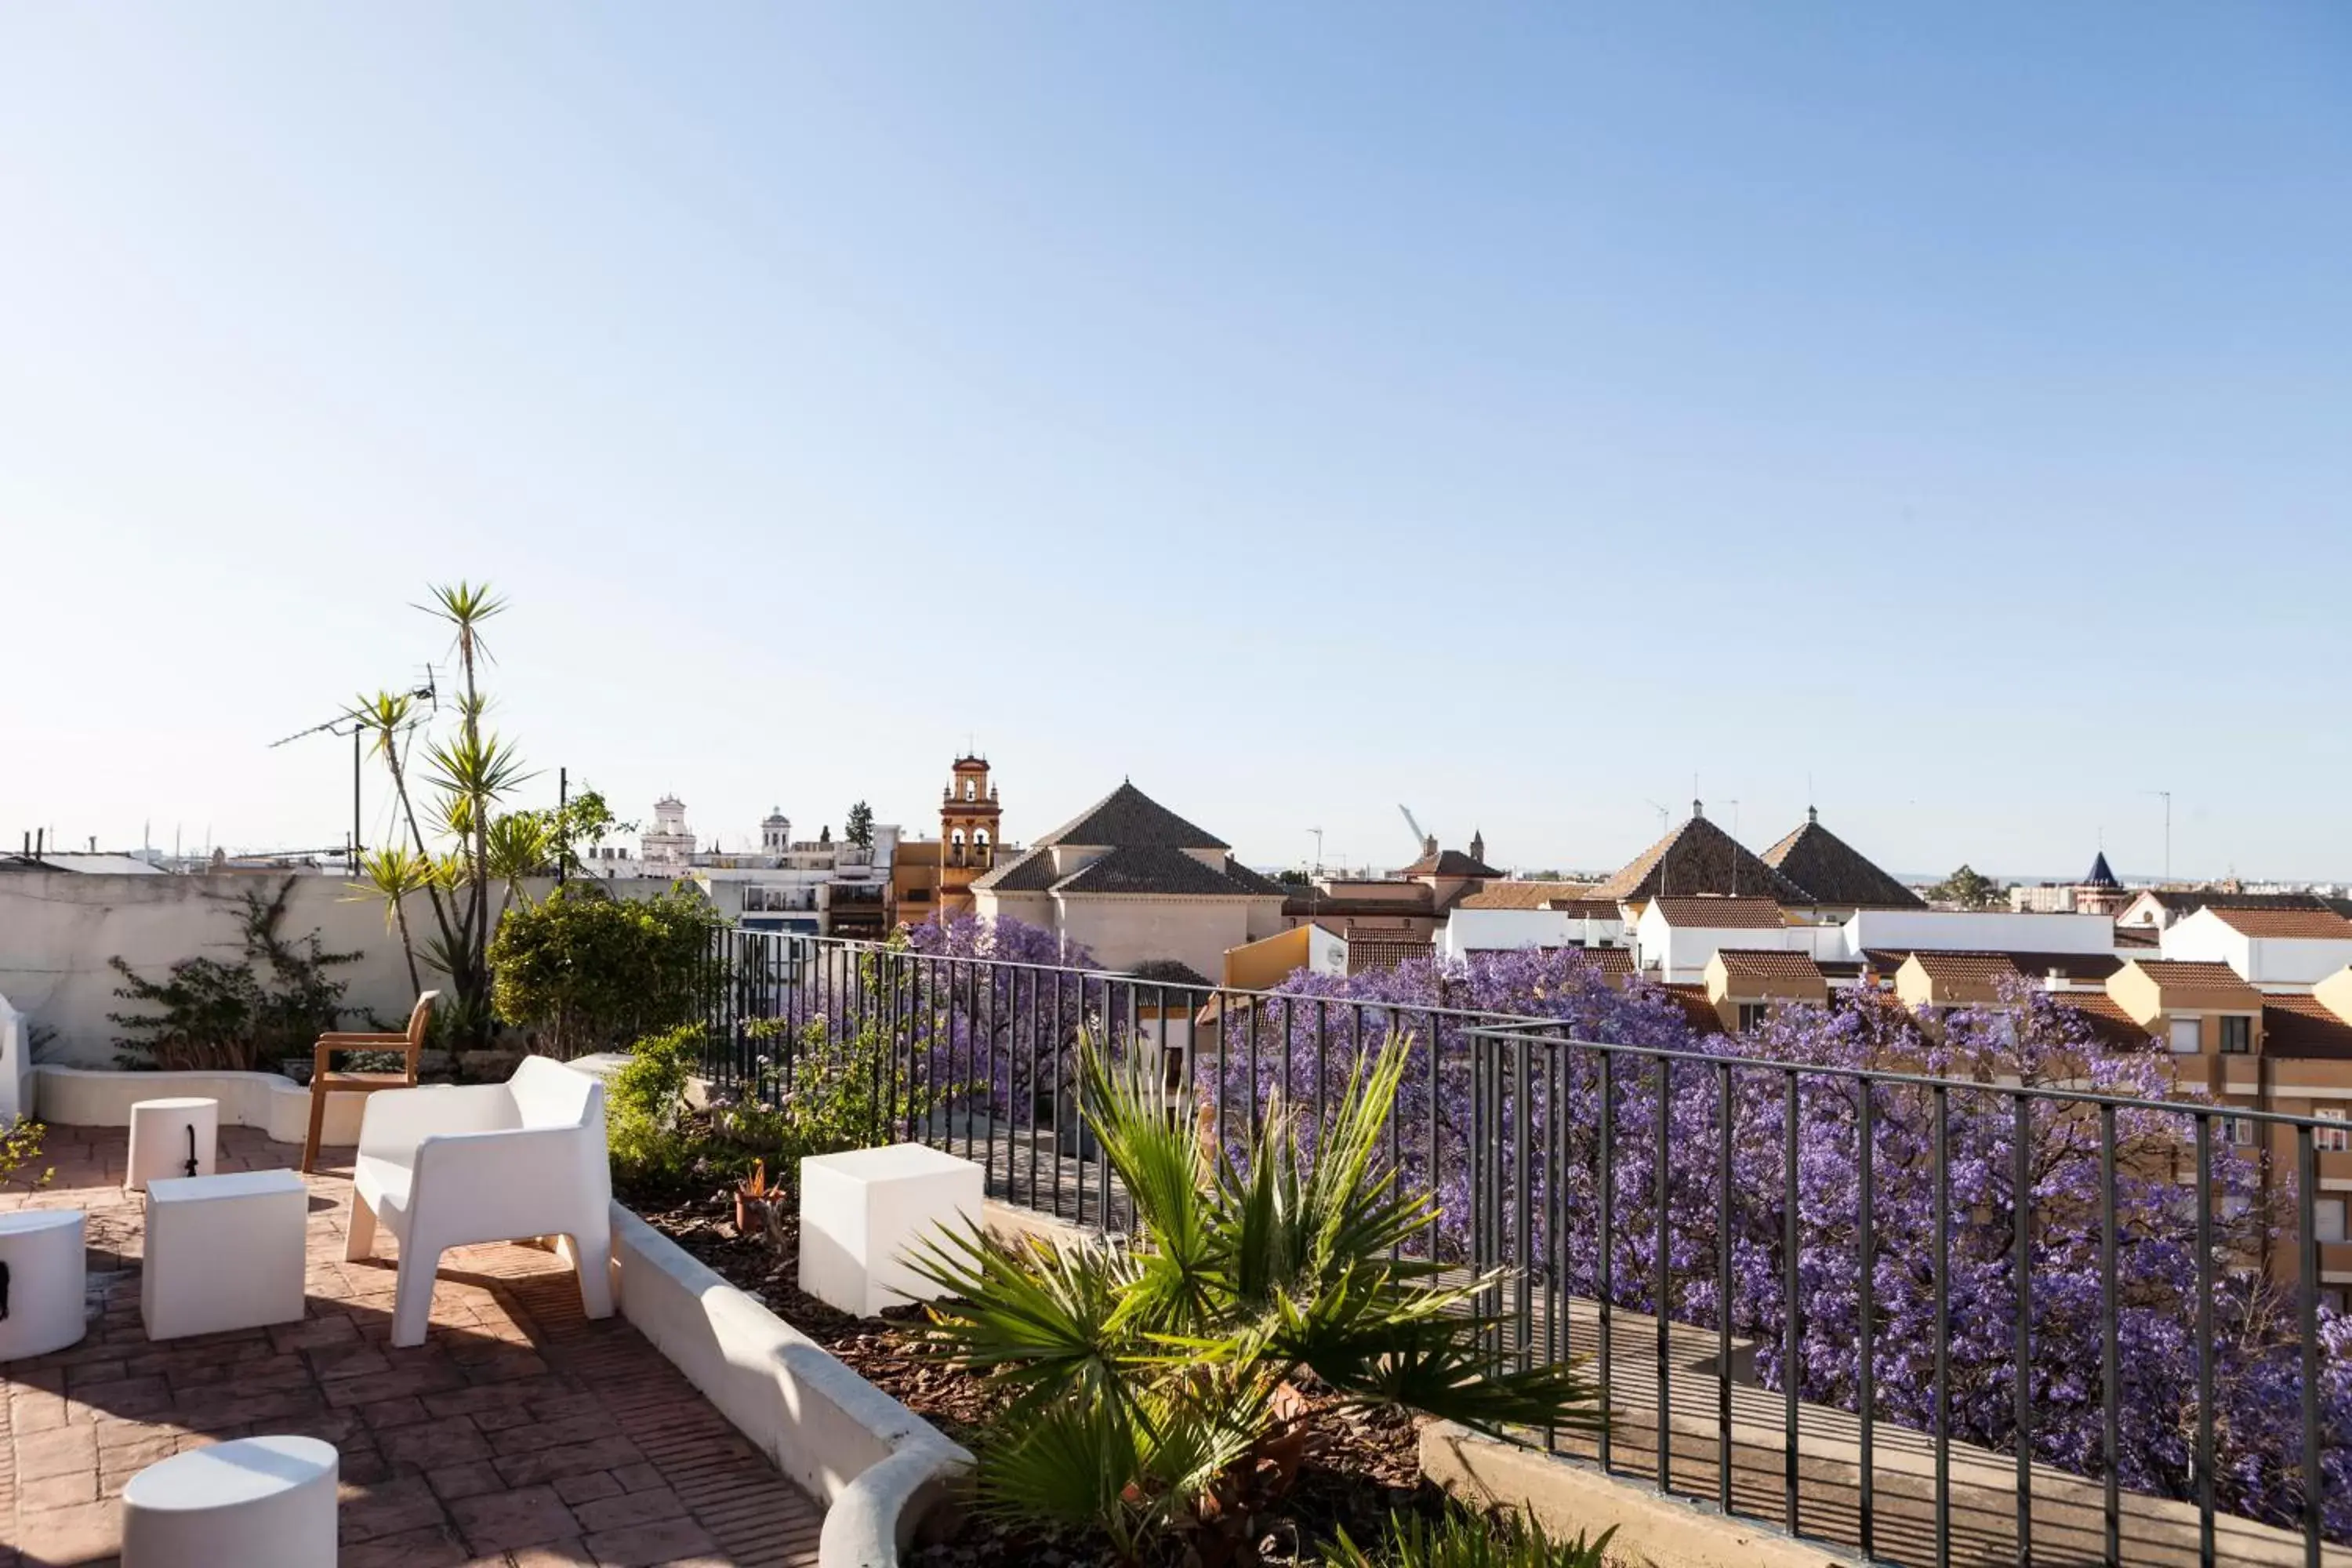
[623, 1180, 1450, 1568]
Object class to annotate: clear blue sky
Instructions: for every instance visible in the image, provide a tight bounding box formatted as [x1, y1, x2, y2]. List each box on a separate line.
[4, 5, 2348, 883]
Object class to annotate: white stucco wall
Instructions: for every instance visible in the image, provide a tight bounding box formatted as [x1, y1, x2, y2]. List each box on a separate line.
[2161, 912, 2352, 988]
[1436, 909, 1627, 962]
[0, 870, 678, 1069]
[2158, 910, 2252, 972]
[1842, 909, 2116, 956]
[1634, 913, 1817, 983]
[1053, 895, 1259, 982]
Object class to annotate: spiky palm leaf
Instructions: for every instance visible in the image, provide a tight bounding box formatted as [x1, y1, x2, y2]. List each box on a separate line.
[350, 846, 433, 928]
[913, 1031, 1604, 1556]
[485, 811, 555, 899]
[1322, 1507, 1618, 1568]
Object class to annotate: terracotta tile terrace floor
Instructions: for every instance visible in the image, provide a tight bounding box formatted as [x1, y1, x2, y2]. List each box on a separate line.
[0, 1123, 823, 1568]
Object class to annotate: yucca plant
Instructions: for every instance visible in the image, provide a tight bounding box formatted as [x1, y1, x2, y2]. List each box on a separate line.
[343, 581, 546, 1046]
[1323, 1507, 1617, 1568]
[911, 1034, 1602, 1566]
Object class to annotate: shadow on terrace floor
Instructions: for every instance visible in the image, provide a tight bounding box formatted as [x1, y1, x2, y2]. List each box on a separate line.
[1, 1123, 820, 1568]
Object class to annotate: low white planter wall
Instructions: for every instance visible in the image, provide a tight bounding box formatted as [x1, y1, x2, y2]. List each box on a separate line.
[30, 1065, 363, 1146]
[608, 1203, 970, 1568]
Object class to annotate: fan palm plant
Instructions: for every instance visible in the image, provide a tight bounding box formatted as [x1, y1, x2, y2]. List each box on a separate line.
[911, 1034, 1602, 1567]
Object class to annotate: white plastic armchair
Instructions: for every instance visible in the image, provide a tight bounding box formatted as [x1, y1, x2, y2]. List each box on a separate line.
[347, 1055, 614, 1348]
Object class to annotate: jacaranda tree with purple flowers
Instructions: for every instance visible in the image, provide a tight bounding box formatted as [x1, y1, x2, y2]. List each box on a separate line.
[1192, 947, 2349, 1543]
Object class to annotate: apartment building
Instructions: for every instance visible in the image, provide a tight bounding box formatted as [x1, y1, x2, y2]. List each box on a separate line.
[2158, 905, 2352, 989]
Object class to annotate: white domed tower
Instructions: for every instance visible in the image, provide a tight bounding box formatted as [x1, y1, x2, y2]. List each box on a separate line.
[760, 808, 791, 858]
[642, 795, 698, 877]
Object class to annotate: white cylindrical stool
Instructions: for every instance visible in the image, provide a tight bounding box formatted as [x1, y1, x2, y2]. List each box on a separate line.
[122, 1434, 338, 1568]
[126, 1098, 218, 1191]
[0, 1210, 86, 1361]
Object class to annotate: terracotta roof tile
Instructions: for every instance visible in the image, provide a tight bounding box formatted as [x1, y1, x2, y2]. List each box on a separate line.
[2056, 993, 2157, 1051]
[2263, 996, 2352, 1060]
[1905, 952, 2024, 985]
[2125, 960, 2265, 1007]
[1712, 949, 1827, 983]
[1663, 982, 1724, 1033]
[2207, 908, 2352, 940]
[1455, 880, 1603, 910]
[1573, 947, 1636, 982]
[1649, 895, 1788, 930]
[1347, 937, 1431, 975]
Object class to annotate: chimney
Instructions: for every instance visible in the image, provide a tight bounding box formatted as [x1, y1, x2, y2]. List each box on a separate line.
[2047, 967, 2065, 991]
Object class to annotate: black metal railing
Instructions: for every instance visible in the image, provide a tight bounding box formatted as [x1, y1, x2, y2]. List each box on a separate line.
[694, 927, 2342, 1567]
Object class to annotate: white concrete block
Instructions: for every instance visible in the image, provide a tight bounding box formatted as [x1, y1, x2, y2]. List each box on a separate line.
[122, 1433, 338, 1568]
[141, 1169, 307, 1340]
[799, 1142, 982, 1318]
[126, 1097, 218, 1190]
[0, 1210, 86, 1362]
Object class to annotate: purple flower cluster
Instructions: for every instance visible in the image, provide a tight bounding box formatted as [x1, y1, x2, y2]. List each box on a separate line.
[1191, 949, 2350, 1542]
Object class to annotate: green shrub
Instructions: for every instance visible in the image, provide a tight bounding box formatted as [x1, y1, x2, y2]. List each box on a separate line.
[488, 886, 721, 1058]
[911, 1035, 1602, 1564]
[607, 1022, 706, 1186]
[1323, 1508, 1617, 1568]
[0, 1118, 51, 1191]
[706, 1014, 955, 1192]
[108, 877, 365, 1073]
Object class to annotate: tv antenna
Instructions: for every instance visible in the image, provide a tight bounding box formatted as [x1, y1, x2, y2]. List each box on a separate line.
[270, 672, 436, 874]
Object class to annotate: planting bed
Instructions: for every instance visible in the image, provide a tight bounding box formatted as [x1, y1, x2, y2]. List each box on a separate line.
[623, 1177, 1450, 1568]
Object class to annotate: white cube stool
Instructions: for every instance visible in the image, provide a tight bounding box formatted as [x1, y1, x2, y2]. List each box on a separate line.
[0, 1210, 87, 1361]
[127, 1097, 219, 1191]
[122, 1433, 337, 1567]
[800, 1142, 982, 1317]
[141, 1170, 307, 1341]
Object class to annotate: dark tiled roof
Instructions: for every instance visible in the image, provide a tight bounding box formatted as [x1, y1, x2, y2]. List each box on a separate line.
[2263, 996, 2352, 1060]
[1127, 958, 1214, 988]
[1220, 858, 1290, 897]
[969, 845, 1062, 892]
[1281, 894, 1435, 920]
[1455, 880, 1602, 910]
[1649, 895, 1787, 931]
[1037, 782, 1229, 850]
[1861, 949, 2121, 984]
[1759, 815, 1923, 909]
[2083, 851, 2121, 890]
[1052, 845, 1265, 898]
[1591, 813, 1811, 905]
[1401, 847, 1502, 879]
[1713, 949, 1828, 984]
[2134, 890, 2339, 916]
[2207, 907, 2352, 940]
[2116, 927, 2160, 949]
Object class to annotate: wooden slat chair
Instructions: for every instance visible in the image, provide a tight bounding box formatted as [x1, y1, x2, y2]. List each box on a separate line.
[302, 991, 437, 1174]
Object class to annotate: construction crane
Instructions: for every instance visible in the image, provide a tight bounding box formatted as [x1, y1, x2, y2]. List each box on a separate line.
[1398, 804, 1432, 856]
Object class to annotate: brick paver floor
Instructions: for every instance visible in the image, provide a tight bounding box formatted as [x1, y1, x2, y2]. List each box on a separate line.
[2, 1123, 824, 1567]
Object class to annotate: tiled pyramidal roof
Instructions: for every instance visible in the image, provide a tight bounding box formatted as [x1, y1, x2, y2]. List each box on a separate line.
[972, 782, 1282, 900]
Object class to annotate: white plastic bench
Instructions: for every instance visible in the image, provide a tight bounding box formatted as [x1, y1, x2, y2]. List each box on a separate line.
[347, 1055, 613, 1348]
